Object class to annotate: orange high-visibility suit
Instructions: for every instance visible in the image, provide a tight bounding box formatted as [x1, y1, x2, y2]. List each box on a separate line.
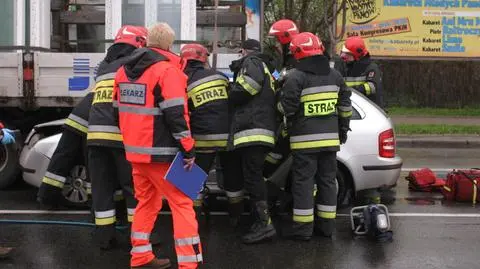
[113, 47, 202, 268]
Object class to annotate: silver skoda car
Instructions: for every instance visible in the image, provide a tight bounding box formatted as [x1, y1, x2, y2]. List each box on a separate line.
[18, 90, 402, 206]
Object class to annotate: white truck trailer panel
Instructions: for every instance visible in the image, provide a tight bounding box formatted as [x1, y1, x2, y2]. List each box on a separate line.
[0, 52, 23, 98]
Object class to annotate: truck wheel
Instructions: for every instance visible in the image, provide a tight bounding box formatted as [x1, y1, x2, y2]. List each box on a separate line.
[0, 143, 20, 189]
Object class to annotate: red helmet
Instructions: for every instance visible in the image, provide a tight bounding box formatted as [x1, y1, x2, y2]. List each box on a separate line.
[268, 19, 299, 45]
[114, 25, 148, 48]
[341, 36, 368, 60]
[180, 43, 210, 63]
[289, 32, 325, 60]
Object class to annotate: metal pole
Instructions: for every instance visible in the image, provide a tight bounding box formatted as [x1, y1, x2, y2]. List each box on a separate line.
[212, 0, 219, 69]
[260, 0, 264, 48]
[331, 0, 338, 57]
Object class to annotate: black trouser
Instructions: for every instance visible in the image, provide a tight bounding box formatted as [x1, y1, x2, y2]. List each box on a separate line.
[291, 151, 337, 236]
[194, 152, 216, 207]
[88, 146, 136, 240]
[194, 151, 229, 204]
[38, 129, 87, 205]
[223, 146, 270, 204]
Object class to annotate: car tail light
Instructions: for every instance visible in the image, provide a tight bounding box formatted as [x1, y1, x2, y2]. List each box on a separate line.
[379, 129, 395, 158]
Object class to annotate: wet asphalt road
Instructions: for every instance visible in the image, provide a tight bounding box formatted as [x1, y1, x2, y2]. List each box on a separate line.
[1, 147, 480, 269]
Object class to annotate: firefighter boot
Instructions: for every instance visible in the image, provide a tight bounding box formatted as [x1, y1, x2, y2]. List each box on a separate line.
[228, 200, 244, 228]
[193, 199, 209, 229]
[282, 221, 313, 241]
[315, 218, 335, 238]
[130, 258, 171, 269]
[94, 225, 117, 250]
[242, 201, 276, 244]
[0, 247, 13, 259]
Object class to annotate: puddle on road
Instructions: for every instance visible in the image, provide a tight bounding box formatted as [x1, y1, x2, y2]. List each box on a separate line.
[403, 197, 439, 206]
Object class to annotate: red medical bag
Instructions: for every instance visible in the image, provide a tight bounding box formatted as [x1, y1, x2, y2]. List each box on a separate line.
[443, 169, 480, 205]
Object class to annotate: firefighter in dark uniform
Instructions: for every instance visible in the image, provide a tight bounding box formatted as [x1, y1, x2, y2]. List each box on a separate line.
[264, 19, 299, 177]
[340, 36, 383, 204]
[225, 39, 277, 244]
[180, 43, 230, 224]
[268, 19, 299, 74]
[37, 91, 93, 206]
[279, 32, 352, 240]
[340, 36, 383, 108]
[87, 25, 148, 249]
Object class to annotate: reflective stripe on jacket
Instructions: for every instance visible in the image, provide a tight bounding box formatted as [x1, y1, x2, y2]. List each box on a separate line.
[64, 93, 93, 136]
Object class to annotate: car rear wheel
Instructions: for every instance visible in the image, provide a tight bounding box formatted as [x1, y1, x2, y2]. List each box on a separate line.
[0, 143, 20, 189]
[62, 165, 91, 208]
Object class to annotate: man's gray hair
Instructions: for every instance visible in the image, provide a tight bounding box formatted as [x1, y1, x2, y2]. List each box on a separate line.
[147, 23, 175, 50]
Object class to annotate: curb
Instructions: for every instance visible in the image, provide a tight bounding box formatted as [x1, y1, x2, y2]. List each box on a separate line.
[397, 136, 480, 148]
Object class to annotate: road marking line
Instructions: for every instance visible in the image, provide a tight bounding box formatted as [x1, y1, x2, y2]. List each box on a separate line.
[0, 210, 90, 214]
[1, 210, 480, 218]
[337, 213, 480, 218]
[402, 168, 470, 172]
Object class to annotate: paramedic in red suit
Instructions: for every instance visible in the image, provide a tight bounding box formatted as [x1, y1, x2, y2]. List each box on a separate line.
[113, 23, 202, 269]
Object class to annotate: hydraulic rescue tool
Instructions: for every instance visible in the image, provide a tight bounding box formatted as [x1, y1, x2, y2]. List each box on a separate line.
[350, 203, 393, 242]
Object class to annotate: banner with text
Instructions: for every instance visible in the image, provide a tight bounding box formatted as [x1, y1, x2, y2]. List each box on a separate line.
[337, 0, 480, 57]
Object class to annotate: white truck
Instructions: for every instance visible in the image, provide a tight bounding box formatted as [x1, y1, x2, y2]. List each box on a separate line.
[0, 0, 263, 188]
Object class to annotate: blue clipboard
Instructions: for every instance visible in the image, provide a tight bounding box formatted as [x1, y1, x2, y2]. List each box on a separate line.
[165, 152, 208, 200]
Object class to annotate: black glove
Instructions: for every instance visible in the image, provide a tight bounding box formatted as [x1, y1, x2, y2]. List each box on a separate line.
[339, 127, 350, 144]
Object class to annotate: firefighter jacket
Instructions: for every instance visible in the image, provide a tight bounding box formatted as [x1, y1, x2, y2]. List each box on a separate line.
[344, 55, 384, 108]
[332, 54, 347, 77]
[279, 55, 352, 153]
[113, 47, 194, 163]
[228, 52, 276, 150]
[184, 61, 229, 152]
[64, 93, 93, 137]
[87, 44, 137, 148]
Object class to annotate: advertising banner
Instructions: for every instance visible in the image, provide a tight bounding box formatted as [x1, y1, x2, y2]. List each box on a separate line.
[246, 0, 261, 40]
[337, 0, 480, 57]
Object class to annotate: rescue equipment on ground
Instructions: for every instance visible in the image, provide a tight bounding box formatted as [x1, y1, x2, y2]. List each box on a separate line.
[350, 204, 393, 242]
[405, 168, 445, 192]
[443, 169, 480, 205]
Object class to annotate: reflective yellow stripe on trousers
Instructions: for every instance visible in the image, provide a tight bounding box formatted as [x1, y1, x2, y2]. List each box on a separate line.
[316, 204, 337, 219]
[293, 208, 314, 223]
[233, 128, 275, 147]
[94, 209, 116, 225]
[290, 133, 340, 150]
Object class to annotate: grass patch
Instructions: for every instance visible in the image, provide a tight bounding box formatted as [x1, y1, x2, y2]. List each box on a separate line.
[388, 107, 480, 117]
[395, 124, 480, 135]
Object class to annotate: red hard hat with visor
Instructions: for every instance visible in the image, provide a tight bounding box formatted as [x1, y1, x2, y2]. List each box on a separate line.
[341, 36, 368, 62]
[180, 44, 210, 63]
[289, 32, 325, 60]
[114, 25, 148, 48]
[268, 19, 300, 45]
